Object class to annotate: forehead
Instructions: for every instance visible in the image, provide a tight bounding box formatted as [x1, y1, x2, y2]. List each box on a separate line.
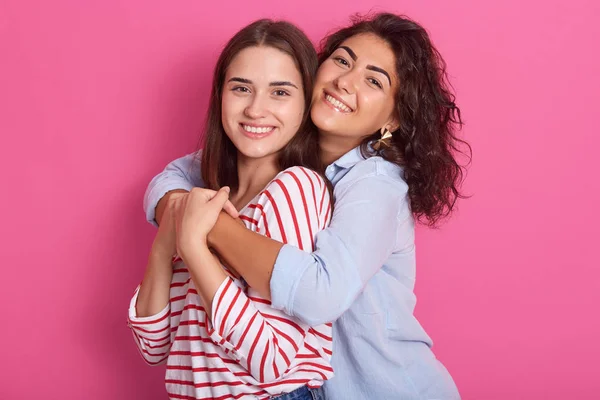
[226, 46, 302, 82]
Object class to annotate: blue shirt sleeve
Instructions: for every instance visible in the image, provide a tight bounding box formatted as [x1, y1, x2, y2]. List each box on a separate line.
[143, 152, 203, 226]
[269, 173, 408, 326]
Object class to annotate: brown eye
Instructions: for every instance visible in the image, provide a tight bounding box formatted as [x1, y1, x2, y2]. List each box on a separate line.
[232, 86, 250, 93]
[368, 78, 382, 89]
[334, 57, 349, 67]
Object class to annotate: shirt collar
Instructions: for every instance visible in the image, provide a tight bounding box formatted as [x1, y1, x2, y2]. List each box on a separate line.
[330, 145, 367, 170]
[324, 145, 372, 184]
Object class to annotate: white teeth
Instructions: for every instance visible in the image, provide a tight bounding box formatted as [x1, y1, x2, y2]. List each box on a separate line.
[243, 125, 274, 134]
[325, 95, 351, 112]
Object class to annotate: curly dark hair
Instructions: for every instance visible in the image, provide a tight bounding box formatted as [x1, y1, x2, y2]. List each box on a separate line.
[319, 13, 470, 226]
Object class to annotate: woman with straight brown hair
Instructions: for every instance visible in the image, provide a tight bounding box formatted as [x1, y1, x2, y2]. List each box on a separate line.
[128, 19, 332, 400]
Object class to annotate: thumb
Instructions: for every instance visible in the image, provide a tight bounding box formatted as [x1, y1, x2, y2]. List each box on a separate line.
[207, 186, 231, 212]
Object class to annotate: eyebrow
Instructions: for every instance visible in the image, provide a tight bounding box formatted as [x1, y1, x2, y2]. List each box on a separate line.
[366, 65, 391, 86]
[270, 81, 299, 89]
[339, 46, 357, 61]
[337, 46, 392, 86]
[228, 77, 298, 89]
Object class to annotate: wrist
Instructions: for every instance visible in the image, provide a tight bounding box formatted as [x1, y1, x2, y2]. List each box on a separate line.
[207, 213, 224, 247]
[149, 245, 174, 264]
[180, 240, 211, 269]
[156, 189, 189, 225]
[165, 188, 189, 198]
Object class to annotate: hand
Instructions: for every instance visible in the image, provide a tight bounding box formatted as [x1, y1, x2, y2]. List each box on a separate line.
[175, 187, 234, 263]
[157, 188, 239, 226]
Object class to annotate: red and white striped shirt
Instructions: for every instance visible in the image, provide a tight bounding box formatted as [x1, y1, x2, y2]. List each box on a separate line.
[128, 166, 333, 400]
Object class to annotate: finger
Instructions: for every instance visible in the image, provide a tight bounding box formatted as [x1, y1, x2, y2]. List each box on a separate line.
[167, 195, 181, 216]
[174, 195, 187, 235]
[222, 200, 239, 218]
[191, 187, 218, 203]
[169, 196, 184, 224]
[206, 187, 231, 213]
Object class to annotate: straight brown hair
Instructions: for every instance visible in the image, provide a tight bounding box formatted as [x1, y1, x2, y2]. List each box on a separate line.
[199, 19, 323, 192]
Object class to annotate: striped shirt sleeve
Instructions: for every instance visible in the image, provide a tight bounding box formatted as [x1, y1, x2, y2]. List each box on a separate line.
[128, 286, 172, 366]
[208, 166, 331, 383]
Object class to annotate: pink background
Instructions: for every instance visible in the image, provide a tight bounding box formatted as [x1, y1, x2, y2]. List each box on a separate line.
[1, 0, 598, 399]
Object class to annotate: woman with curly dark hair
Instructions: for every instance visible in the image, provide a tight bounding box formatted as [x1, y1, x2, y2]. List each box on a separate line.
[146, 13, 467, 399]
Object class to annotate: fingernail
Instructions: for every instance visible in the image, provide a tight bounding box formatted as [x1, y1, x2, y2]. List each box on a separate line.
[223, 186, 230, 193]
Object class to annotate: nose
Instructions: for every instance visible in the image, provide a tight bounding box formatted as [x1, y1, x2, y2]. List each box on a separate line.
[244, 93, 268, 119]
[334, 69, 357, 95]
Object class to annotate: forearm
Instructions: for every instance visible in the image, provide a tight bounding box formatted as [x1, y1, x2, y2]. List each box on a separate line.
[209, 212, 282, 300]
[183, 245, 228, 319]
[136, 252, 174, 317]
[209, 280, 313, 383]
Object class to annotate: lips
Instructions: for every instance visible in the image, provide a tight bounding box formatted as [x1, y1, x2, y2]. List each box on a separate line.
[323, 91, 353, 113]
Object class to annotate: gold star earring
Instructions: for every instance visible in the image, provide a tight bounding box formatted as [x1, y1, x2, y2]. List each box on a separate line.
[373, 126, 393, 150]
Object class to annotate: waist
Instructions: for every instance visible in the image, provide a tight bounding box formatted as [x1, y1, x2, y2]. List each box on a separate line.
[325, 339, 458, 400]
[271, 384, 324, 400]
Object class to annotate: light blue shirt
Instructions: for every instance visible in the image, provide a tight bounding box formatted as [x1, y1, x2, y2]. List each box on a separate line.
[144, 147, 460, 400]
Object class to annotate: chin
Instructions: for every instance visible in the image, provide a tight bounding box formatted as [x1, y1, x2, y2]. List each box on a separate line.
[313, 114, 341, 134]
[238, 148, 274, 160]
[311, 109, 330, 129]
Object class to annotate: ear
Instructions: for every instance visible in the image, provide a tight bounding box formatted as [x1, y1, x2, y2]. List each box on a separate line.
[384, 117, 400, 133]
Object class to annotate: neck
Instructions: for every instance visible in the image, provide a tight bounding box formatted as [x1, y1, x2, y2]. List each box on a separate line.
[318, 130, 362, 166]
[232, 153, 280, 210]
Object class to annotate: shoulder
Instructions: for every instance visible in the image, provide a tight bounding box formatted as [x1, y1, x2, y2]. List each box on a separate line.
[268, 166, 326, 194]
[339, 156, 408, 197]
[192, 150, 203, 168]
[258, 167, 329, 217]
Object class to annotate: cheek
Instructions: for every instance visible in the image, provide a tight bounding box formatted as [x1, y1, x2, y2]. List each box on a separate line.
[359, 94, 390, 124]
[314, 63, 337, 88]
[221, 93, 233, 121]
[278, 100, 305, 129]
[221, 95, 245, 123]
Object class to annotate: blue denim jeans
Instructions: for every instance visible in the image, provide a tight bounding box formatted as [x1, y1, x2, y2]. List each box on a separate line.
[270, 385, 326, 400]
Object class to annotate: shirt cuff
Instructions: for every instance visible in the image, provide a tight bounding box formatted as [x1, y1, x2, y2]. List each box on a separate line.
[270, 244, 312, 315]
[128, 286, 170, 327]
[144, 181, 194, 227]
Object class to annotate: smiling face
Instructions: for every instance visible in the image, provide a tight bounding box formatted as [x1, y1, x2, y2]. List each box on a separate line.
[311, 33, 399, 145]
[221, 45, 305, 162]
